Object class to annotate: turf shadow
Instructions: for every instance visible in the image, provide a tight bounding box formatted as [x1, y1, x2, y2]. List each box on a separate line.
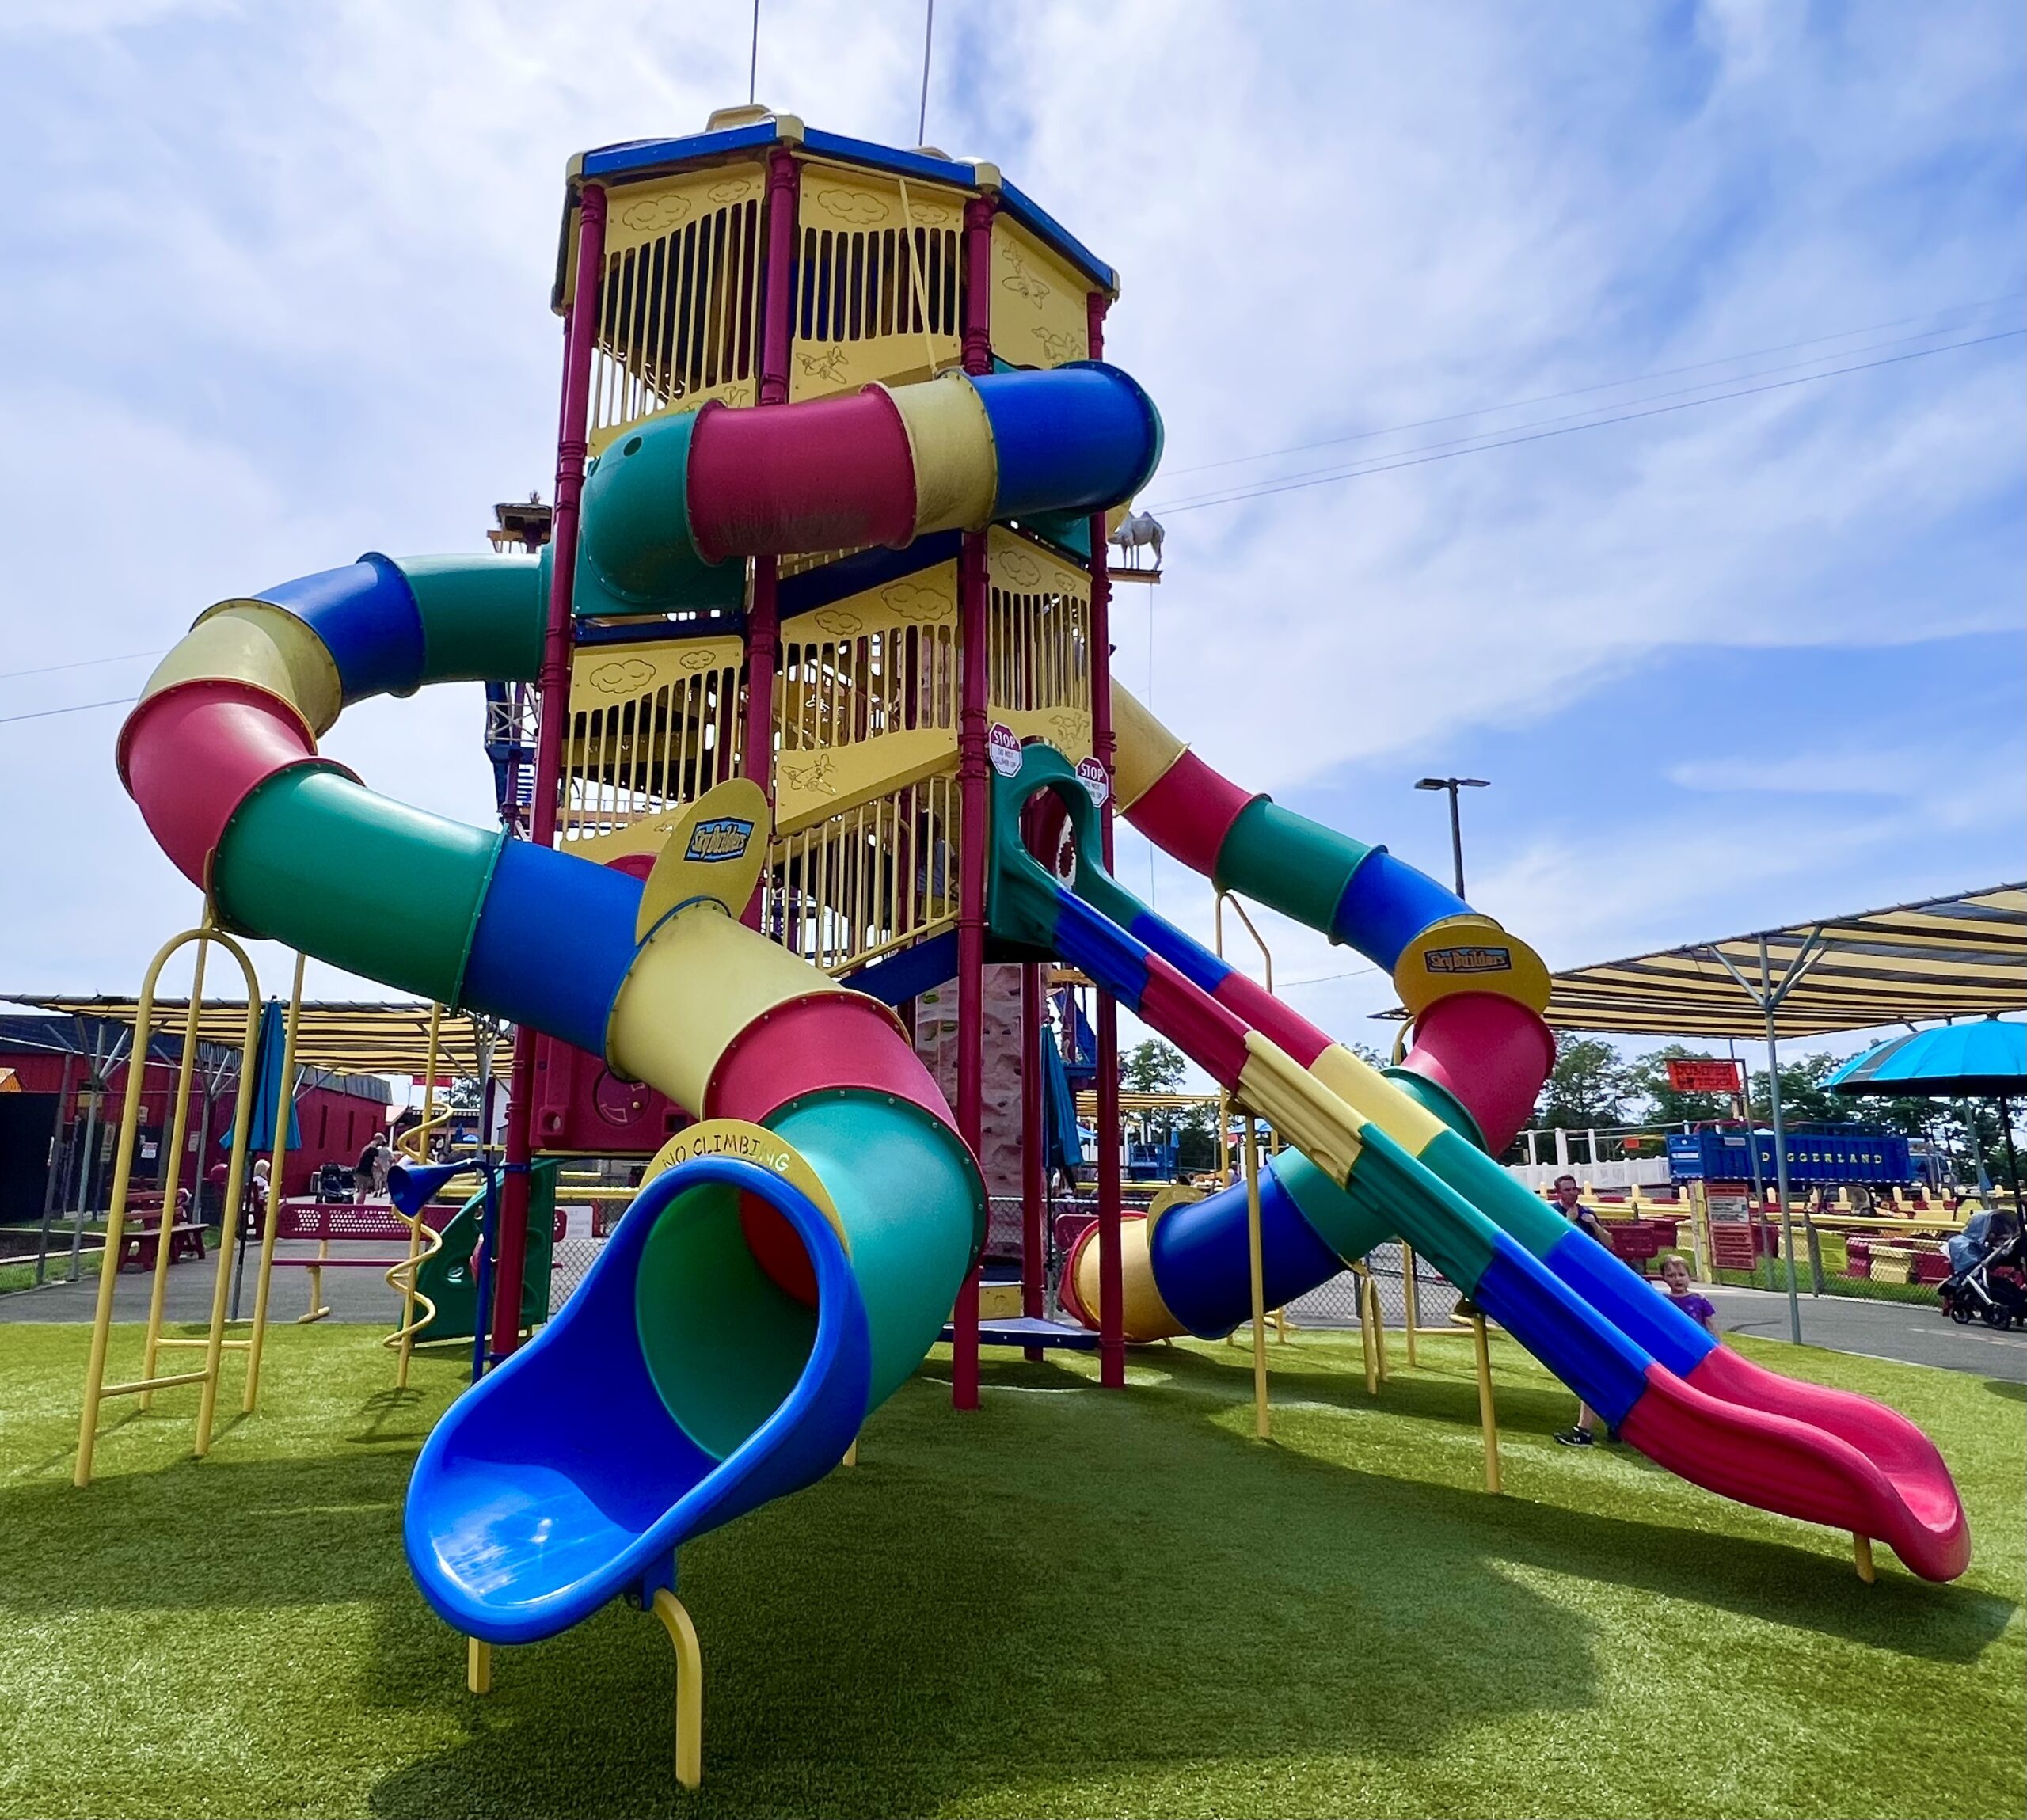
[1139, 1343, 2017, 1665]
[361, 1363, 1614, 1817]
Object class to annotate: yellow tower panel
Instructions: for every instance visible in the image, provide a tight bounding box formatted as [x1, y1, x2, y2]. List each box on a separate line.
[775, 562, 960, 833]
[789, 164, 969, 400]
[583, 163, 770, 455]
[985, 530, 1093, 761]
[989, 217, 1093, 370]
[560, 635, 747, 864]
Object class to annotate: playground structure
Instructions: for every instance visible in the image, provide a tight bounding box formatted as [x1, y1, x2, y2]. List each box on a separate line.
[84, 108, 1975, 1784]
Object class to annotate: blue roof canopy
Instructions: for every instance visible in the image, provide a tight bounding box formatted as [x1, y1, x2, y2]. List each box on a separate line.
[556, 116, 1118, 307]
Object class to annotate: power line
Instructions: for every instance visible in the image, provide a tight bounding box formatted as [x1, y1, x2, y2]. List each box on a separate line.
[1158, 293, 2023, 483]
[1151, 329, 2025, 516]
[0, 648, 160, 684]
[0, 697, 129, 728]
[1159, 321, 2002, 510]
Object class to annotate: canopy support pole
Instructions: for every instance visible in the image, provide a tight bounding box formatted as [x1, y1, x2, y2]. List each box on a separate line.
[1709, 929, 1831, 1346]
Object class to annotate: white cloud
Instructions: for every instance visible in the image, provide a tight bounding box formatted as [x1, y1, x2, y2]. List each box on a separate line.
[0, 0, 2018, 1052]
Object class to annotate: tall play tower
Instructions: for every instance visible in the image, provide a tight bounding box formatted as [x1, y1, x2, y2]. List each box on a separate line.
[498, 105, 1135, 1396]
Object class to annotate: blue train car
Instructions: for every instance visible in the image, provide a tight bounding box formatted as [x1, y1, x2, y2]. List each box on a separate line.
[1666, 1128, 1915, 1185]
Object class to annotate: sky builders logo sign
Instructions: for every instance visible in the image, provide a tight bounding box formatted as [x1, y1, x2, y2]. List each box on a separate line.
[1425, 944, 1512, 975]
[684, 816, 755, 863]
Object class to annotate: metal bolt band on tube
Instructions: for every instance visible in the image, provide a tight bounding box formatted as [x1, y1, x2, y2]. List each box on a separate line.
[492, 180, 607, 1366]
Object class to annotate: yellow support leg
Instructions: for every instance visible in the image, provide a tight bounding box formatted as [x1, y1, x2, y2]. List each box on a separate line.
[245, 952, 306, 1412]
[1243, 1117, 1269, 1441]
[1401, 1244, 1420, 1369]
[1853, 1533, 1876, 1584]
[466, 1636, 492, 1694]
[1367, 1274, 1389, 1385]
[1356, 1269, 1378, 1396]
[1472, 1311, 1502, 1495]
[652, 1587, 704, 1790]
[842, 1439, 858, 1468]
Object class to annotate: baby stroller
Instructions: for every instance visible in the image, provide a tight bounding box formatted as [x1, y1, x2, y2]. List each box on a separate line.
[1939, 1210, 2026, 1330]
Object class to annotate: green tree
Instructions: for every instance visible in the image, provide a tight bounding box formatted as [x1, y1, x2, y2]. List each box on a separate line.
[1532, 1036, 1630, 1130]
[1122, 1039, 1185, 1095]
[1120, 1039, 1217, 1179]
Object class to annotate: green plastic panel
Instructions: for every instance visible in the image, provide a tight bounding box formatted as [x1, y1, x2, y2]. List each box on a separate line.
[211, 769, 501, 1005]
[771, 1091, 981, 1409]
[1214, 797, 1372, 934]
[633, 1179, 818, 1460]
[397, 554, 544, 685]
[410, 1161, 558, 1343]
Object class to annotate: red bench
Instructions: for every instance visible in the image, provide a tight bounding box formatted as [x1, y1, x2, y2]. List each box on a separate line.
[1598, 1216, 1684, 1275]
[274, 1199, 437, 1254]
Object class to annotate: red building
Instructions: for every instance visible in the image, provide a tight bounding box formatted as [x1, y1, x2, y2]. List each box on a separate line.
[0, 1013, 393, 1224]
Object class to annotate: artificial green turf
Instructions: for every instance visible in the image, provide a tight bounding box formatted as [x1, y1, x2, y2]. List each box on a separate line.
[0, 1320, 2019, 1819]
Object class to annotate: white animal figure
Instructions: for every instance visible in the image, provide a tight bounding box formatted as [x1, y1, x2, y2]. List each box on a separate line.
[1109, 509, 1164, 570]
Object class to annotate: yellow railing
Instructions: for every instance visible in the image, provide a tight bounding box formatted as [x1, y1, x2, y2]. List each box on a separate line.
[558, 636, 746, 863]
[763, 769, 960, 975]
[587, 163, 769, 455]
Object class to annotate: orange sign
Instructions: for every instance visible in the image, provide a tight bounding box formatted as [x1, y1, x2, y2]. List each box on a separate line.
[1666, 1058, 1744, 1094]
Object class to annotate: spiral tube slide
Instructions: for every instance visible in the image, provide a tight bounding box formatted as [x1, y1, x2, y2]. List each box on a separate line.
[115, 363, 1160, 1639]
[994, 747, 1969, 1581]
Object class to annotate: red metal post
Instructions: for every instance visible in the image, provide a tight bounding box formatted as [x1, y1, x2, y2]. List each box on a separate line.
[1087, 289, 1125, 1389]
[489, 180, 606, 1364]
[759, 146, 800, 407]
[949, 189, 998, 1411]
[741, 146, 800, 928]
[1020, 960, 1045, 1359]
[953, 531, 989, 1411]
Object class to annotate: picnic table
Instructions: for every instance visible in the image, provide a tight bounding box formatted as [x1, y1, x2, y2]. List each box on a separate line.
[117, 1199, 207, 1272]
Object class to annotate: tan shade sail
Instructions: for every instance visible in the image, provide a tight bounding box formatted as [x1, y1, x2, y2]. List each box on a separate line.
[6, 997, 512, 1079]
[1540, 884, 2027, 1039]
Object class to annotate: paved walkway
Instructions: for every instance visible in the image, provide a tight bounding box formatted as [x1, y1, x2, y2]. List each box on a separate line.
[7, 1244, 2021, 1382]
[0, 1240, 410, 1326]
[1704, 1282, 2027, 1382]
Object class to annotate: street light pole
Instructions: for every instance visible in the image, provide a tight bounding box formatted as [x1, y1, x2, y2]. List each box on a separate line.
[1414, 776, 1489, 899]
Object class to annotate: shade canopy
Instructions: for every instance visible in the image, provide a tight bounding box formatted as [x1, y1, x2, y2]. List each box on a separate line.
[5, 997, 510, 1079]
[1825, 1018, 2027, 1100]
[1540, 884, 2027, 1039]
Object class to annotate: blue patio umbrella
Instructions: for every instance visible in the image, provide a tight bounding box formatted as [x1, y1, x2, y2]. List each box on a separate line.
[1824, 1017, 2026, 1099]
[220, 998, 302, 1154]
[1827, 1017, 2024, 1201]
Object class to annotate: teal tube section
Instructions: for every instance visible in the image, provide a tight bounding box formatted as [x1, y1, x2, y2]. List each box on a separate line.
[769, 1092, 980, 1409]
[1415, 1127, 1578, 1263]
[396, 554, 546, 685]
[211, 768, 502, 1006]
[1213, 797, 1373, 937]
[573, 411, 743, 616]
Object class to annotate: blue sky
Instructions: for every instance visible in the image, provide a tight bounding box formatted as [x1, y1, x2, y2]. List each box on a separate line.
[0, 0, 2020, 1078]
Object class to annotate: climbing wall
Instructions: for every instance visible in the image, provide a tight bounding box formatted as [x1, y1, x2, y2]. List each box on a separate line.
[913, 964, 1025, 1211]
